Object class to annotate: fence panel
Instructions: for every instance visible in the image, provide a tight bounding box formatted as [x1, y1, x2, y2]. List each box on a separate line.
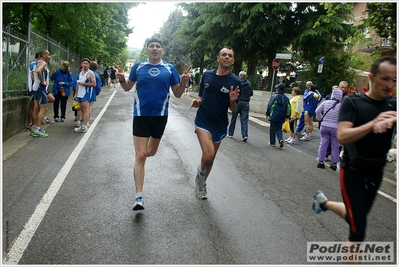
[2, 23, 82, 98]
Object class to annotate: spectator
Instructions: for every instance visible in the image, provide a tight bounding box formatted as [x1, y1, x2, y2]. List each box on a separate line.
[266, 83, 291, 148]
[74, 58, 96, 133]
[285, 87, 302, 144]
[30, 49, 51, 137]
[26, 52, 40, 131]
[50, 60, 73, 122]
[315, 87, 342, 170]
[299, 84, 319, 141]
[109, 67, 117, 89]
[228, 71, 253, 141]
[103, 66, 109, 87]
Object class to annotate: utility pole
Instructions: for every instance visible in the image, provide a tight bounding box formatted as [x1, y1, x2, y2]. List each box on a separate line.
[317, 40, 327, 92]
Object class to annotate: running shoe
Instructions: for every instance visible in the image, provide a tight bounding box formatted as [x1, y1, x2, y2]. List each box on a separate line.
[195, 167, 206, 199]
[32, 129, 48, 138]
[30, 128, 39, 137]
[285, 137, 292, 142]
[61, 118, 66, 122]
[74, 126, 87, 133]
[198, 184, 208, 199]
[54, 118, 59, 122]
[268, 142, 275, 147]
[279, 140, 284, 148]
[26, 125, 32, 131]
[242, 137, 248, 142]
[300, 134, 311, 141]
[132, 195, 144, 211]
[312, 190, 328, 213]
[288, 139, 296, 144]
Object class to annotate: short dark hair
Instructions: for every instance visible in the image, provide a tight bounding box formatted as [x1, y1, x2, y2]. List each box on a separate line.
[218, 46, 234, 56]
[370, 56, 396, 75]
[81, 58, 91, 64]
[147, 37, 163, 47]
[35, 52, 40, 59]
[38, 50, 49, 57]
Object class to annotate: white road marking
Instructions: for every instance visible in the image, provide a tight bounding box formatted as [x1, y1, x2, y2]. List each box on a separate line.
[2, 91, 117, 265]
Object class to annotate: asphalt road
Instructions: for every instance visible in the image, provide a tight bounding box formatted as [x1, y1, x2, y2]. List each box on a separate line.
[2, 85, 397, 265]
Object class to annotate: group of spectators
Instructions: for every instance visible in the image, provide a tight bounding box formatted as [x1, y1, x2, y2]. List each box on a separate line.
[26, 51, 106, 136]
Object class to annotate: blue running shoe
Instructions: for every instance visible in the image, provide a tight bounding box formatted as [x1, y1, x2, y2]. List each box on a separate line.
[312, 190, 327, 213]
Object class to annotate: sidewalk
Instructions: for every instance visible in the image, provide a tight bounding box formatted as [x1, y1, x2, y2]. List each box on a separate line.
[2, 85, 117, 162]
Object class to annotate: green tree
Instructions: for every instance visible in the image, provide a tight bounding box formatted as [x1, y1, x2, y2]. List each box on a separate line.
[159, 9, 191, 72]
[362, 3, 396, 49]
[3, 3, 137, 64]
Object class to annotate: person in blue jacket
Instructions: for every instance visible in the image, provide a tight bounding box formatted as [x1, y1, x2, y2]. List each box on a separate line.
[296, 81, 322, 139]
[299, 83, 320, 141]
[50, 60, 73, 122]
[266, 83, 291, 148]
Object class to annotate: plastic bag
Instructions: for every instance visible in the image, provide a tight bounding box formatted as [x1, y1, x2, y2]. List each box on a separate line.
[282, 120, 290, 133]
[73, 100, 80, 111]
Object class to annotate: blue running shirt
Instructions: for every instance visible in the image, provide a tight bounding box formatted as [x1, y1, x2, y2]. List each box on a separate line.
[129, 60, 180, 116]
[195, 70, 241, 132]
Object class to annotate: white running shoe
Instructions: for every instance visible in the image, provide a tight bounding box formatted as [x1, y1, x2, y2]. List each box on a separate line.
[312, 190, 328, 213]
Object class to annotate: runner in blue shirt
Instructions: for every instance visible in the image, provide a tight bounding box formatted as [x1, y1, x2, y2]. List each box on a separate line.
[190, 46, 240, 199]
[114, 37, 191, 211]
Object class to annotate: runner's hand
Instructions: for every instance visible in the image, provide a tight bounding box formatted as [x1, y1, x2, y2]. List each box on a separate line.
[113, 61, 125, 81]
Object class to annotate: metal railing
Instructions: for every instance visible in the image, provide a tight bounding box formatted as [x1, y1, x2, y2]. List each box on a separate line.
[2, 23, 82, 98]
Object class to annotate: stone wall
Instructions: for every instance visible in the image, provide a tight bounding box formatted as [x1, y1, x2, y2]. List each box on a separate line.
[3, 96, 30, 142]
[1, 90, 285, 142]
[250, 90, 274, 114]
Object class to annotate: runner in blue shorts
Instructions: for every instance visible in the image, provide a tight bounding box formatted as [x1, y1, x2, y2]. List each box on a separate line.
[74, 58, 96, 133]
[190, 46, 240, 199]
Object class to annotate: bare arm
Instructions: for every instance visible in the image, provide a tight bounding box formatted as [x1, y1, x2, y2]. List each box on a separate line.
[171, 64, 192, 98]
[337, 110, 397, 145]
[78, 72, 96, 88]
[113, 61, 135, 91]
[229, 85, 240, 111]
[190, 96, 202, 109]
[36, 61, 47, 86]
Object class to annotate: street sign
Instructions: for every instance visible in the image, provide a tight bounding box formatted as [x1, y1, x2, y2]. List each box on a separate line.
[276, 53, 292, 60]
[272, 58, 280, 71]
[317, 64, 324, 74]
[317, 56, 325, 73]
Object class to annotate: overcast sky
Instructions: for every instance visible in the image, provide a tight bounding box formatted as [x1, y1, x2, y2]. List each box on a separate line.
[127, 2, 179, 48]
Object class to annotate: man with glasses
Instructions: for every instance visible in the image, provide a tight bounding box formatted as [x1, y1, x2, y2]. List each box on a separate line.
[312, 56, 396, 259]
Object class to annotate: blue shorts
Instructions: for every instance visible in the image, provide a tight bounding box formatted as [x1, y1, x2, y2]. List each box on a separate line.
[195, 124, 227, 143]
[77, 89, 92, 103]
[32, 90, 48, 105]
